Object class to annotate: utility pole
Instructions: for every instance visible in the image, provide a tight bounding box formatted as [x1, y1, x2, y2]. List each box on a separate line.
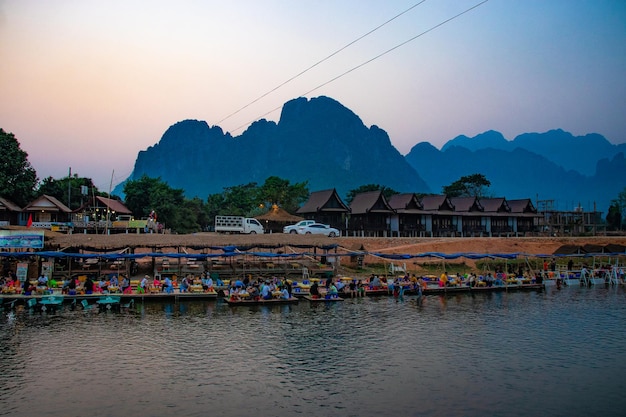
[67, 167, 72, 208]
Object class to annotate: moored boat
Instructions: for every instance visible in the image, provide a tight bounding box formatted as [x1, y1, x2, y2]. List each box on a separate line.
[224, 296, 299, 306]
[303, 295, 343, 302]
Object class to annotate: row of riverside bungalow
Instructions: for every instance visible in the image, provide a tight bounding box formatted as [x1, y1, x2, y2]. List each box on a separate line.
[0, 195, 144, 233]
[296, 189, 541, 237]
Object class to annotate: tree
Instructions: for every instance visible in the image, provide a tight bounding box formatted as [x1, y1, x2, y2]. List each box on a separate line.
[345, 184, 398, 205]
[205, 193, 226, 229]
[0, 128, 38, 206]
[606, 203, 622, 231]
[442, 174, 491, 198]
[220, 182, 261, 216]
[608, 187, 626, 230]
[258, 176, 309, 213]
[37, 175, 104, 210]
[123, 175, 185, 230]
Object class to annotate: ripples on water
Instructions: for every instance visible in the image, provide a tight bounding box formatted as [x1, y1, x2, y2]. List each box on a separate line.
[1, 287, 625, 417]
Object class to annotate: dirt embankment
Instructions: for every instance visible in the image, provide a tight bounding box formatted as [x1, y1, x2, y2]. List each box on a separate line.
[43, 231, 626, 257]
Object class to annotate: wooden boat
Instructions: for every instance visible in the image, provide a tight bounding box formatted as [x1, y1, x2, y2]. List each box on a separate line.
[224, 296, 299, 306]
[303, 295, 343, 302]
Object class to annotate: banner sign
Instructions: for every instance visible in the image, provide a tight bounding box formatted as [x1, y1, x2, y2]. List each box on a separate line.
[16, 262, 29, 282]
[0, 230, 45, 249]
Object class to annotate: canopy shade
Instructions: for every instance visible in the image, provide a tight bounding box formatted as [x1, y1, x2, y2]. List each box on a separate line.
[256, 207, 303, 223]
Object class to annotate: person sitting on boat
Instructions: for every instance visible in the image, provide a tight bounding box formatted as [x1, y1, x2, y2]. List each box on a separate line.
[439, 272, 449, 287]
[151, 276, 161, 293]
[485, 273, 494, 287]
[260, 281, 272, 300]
[37, 274, 48, 290]
[370, 275, 381, 289]
[110, 274, 119, 287]
[121, 275, 131, 294]
[357, 280, 365, 297]
[229, 284, 240, 300]
[493, 274, 504, 286]
[410, 274, 419, 289]
[23, 278, 34, 295]
[347, 280, 357, 298]
[98, 277, 108, 293]
[281, 287, 290, 299]
[246, 284, 259, 300]
[202, 275, 213, 292]
[162, 276, 173, 293]
[180, 275, 191, 293]
[335, 279, 345, 293]
[67, 277, 77, 295]
[85, 276, 95, 294]
[328, 282, 339, 298]
[310, 281, 320, 299]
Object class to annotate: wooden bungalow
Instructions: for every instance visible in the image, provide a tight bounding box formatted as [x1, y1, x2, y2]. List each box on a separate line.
[348, 191, 394, 237]
[508, 199, 539, 235]
[72, 196, 133, 233]
[450, 196, 486, 236]
[296, 189, 350, 231]
[480, 198, 513, 236]
[0, 197, 22, 227]
[388, 193, 425, 237]
[22, 195, 72, 230]
[420, 195, 456, 237]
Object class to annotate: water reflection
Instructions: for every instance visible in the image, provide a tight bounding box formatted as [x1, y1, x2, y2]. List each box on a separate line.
[1, 288, 625, 417]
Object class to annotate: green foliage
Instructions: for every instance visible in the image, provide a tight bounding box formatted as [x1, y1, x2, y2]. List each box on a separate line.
[204, 177, 310, 227]
[123, 175, 186, 230]
[442, 174, 491, 198]
[258, 176, 309, 213]
[37, 175, 105, 210]
[345, 184, 399, 205]
[608, 187, 626, 230]
[0, 129, 38, 206]
[221, 182, 261, 216]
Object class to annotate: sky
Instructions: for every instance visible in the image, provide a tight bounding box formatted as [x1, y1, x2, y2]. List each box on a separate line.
[1, 0, 625, 191]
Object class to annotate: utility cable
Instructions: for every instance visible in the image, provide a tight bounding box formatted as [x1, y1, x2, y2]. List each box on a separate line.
[217, 0, 428, 124]
[231, 0, 489, 133]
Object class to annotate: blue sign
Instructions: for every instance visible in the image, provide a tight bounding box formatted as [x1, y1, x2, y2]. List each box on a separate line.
[0, 231, 45, 249]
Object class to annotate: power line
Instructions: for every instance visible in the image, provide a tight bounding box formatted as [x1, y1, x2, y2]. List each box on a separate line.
[231, 0, 489, 133]
[217, 0, 428, 125]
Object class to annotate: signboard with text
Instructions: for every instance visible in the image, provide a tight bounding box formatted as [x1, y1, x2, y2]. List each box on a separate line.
[0, 230, 45, 249]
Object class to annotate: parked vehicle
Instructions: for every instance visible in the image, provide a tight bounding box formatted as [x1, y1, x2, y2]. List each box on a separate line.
[214, 216, 264, 234]
[297, 223, 340, 237]
[283, 220, 316, 234]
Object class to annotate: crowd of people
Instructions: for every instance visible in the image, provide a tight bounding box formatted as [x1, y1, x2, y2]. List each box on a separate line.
[2, 261, 625, 300]
[228, 275, 293, 301]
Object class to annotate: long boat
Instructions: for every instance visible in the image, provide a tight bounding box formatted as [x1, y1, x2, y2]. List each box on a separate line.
[224, 296, 299, 306]
[1, 290, 219, 307]
[303, 295, 343, 302]
[337, 282, 545, 298]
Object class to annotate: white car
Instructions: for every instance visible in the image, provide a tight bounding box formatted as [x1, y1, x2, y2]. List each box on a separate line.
[297, 223, 340, 237]
[283, 220, 316, 234]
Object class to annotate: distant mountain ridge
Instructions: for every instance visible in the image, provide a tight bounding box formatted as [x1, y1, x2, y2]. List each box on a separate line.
[407, 138, 625, 213]
[442, 129, 626, 176]
[116, 96, 626, 214]
[119, 96, 430, 198]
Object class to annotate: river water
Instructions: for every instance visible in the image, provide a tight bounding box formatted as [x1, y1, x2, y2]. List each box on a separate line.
[1, 287, 625, 417]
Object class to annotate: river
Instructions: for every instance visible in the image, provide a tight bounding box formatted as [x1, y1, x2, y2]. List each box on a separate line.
[1, 286, 625, 417]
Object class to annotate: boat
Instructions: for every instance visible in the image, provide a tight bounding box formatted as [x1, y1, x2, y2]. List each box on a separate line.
[224, 296, 299, 306]
[303, 295, 343, 302]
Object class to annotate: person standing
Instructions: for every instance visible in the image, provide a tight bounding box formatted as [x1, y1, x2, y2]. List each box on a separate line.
[139, 275, 149, 294]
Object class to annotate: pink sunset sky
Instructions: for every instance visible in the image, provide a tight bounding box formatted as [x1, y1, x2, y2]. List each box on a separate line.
[1, 0, 624, 191]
